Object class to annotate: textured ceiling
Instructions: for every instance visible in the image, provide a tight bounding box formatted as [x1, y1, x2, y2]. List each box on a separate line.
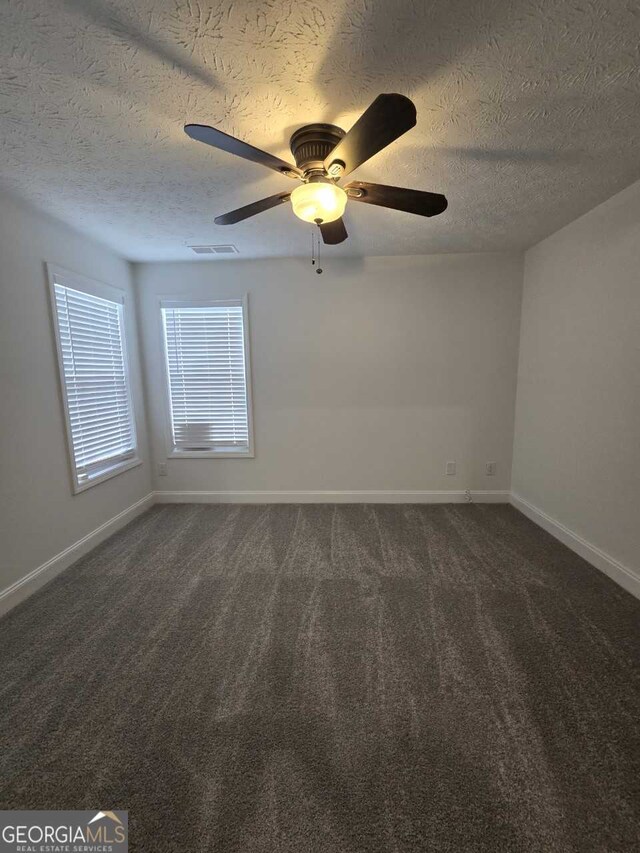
[1, 0, 640, 261]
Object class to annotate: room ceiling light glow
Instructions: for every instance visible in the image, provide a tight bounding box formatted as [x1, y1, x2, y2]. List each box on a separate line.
[290, 181, 347, 224]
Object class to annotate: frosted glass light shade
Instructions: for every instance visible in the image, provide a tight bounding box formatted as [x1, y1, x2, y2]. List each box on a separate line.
[290, 182, 347, 224]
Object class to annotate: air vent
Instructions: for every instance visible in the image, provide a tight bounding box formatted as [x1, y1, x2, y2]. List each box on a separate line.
[188, 244, 239, 255]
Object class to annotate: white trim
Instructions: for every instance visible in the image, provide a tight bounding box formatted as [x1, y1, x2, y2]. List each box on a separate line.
[160, 298, 243, 309]
[0, 493, 155, 618]
[167, 448, 254, 459]
[46, 263, 141, 494]
[158, 294, 255, 459]
[153, 490, 510, 504]
[510, 492, 640, 600]
[72, 456, 143, 494]
[46, 263, 125, 304]
[4, 489, 636, 621]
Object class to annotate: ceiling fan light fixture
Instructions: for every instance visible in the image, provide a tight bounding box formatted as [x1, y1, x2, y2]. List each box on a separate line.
[290, 181, 347, 224]
[185, 95, 447, 247]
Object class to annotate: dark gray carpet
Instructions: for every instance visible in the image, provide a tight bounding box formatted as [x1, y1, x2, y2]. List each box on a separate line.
[1, 504, 639, 852]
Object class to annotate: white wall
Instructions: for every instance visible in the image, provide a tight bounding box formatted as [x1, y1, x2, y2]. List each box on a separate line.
[512, 178, 640, 577]
[2, 173, 636, 603]
[0, 192, 152, 595]
[135, 253, 523, 497]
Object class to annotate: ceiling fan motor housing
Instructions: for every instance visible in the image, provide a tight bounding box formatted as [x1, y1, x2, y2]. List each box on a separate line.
[290, 124, 345, 177]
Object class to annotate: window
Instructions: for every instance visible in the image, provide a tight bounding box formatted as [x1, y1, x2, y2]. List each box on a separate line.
[160, 298, 254, 457]
[47, 265, 140, 493]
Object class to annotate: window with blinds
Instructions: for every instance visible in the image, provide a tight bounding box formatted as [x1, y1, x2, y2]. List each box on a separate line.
[161, 299, 253, 456]
[48, 266, 139, 492]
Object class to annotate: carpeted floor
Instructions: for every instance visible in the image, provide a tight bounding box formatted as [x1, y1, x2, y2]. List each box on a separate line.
[0, 504, 639, 852]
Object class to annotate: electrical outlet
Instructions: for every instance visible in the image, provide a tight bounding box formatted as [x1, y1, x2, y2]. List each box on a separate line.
[445, 461, 456, 476]
[485, 461, 497, 476]
[158, 462, 168, 477]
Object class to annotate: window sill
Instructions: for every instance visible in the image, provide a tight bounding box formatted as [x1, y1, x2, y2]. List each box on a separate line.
[168, 449, 255, 460]
[73, 457, 143, 494]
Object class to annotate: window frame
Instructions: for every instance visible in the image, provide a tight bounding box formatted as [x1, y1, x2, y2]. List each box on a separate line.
[46, 263, 142, 494]
[158, 295, 255, 459]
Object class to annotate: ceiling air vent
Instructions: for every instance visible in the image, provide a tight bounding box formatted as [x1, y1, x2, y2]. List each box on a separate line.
[188, 244, 239, 255]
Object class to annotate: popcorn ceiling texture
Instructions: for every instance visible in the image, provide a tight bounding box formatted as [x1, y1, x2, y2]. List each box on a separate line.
[1, 0, 640, 260]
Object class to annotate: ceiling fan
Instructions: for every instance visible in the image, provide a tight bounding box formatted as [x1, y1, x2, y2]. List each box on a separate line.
[184, 94, 447, 245]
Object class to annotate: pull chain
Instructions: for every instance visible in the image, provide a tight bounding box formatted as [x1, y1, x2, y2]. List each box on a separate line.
[314, 219, 323, 274]
[310, 224, 316, 269]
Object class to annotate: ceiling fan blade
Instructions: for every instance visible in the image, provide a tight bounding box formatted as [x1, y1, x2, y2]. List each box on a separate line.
[185, 124, 302, 179]
[324, 94, 416, 178]
[345, 181, 447, 217]
[319, 218, 348, 244]
[215, 193, 291, 225]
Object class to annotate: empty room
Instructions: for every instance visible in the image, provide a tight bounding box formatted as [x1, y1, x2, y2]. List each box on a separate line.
[0, 0, 639, 850]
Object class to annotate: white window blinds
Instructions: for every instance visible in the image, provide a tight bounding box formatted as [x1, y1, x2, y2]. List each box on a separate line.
[161, 300, 252, 454]
[51, 272, 138, 490]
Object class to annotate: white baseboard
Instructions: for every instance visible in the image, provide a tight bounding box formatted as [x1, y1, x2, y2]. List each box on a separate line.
[510, 492, 640, 600]
[154, 489, 510, 504]
[0, 492, 155, 618]
[8, 489, 635, 619]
